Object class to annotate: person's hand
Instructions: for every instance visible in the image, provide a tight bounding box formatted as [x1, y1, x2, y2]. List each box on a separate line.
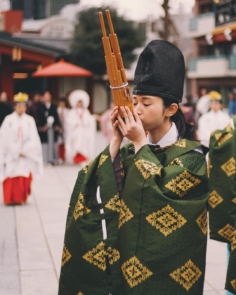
[40, 125, 47, 132]
[109, 106, 123, 159]
[54, 125, 60, 131]
[117, 106, 146, 153]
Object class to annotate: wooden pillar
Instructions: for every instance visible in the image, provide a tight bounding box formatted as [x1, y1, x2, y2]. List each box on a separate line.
[49, 78, 59, 102]
[0, 55, 14, 101]
[86, 77, 94, 113]
[191, 78, 198, 99]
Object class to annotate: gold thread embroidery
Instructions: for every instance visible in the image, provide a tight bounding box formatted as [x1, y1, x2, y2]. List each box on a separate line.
[221, 157, 236, 177]
[196, 210, 207, 235]
[165, 170, 201, 198]
[208, 190, 224, 208]
[118, 200, 134, 229]
[105, 194, 121, 212]
[207, 157, 212, 177]
[218, 224, 235, 242]
[61, 244, 72, 267]
[232, 198, 236, 204]
[73, 193, 91, 221]
[232, 228, 236, 251]
[169, 260, 202, 291]
[226, 123, 233, 132]
[121, 256, 153, 288]
[146, 204, 187, 236]
[135, 159, 161, 179]
[77, 292, 84, 295]
[231, 279, 236, 290]
[215, 133, 233, 146]
[83, 159, 94, 174]
[98, 155, 108, 168]
[120, 160, 125, 177]
[168, 158, 184, 167]
[82, 242, 120, 271]
[174, 139, 186, 148]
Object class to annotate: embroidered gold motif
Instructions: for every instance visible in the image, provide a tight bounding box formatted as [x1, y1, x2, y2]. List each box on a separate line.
[105, 194, 121, 212]
[226, 123, 233, 132]
[146, 205, 187, 236]
[83, 159, 94, 174]
[174, 139, 186, 148]
[232, 228, 236, 251]
[218, 224, 235, 242]
[77, 292, 84, 295]
[221, 157, 236, 177]
[232, 198, 236, 204]
[168, 158, 184, 167]
[61, 244, 72, 267]
[170, 260, 202, 291]
[118, 200, 134, 229]
[215, 133, 233, 146]
[196, 210, 207, 235]
[73, 193, 91, 221]
[165, 170, 201, 197]
[207, 157, 212, 177]
[231, 279, 236, 290]
[135, 159, 161, 179]
[82, 242, 120, 271]
[98, 155, 108, 168]
[121, 256, 153, 288]
[208, 190, 224, 208]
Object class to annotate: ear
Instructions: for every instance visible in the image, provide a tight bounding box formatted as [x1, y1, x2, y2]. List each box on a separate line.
[165, 103, 178, 117]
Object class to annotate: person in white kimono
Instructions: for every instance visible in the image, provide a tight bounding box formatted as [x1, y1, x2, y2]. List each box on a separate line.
[65, 90, 96, 164]
[0, 93, 43, 205]
[198, 91, 230, 147]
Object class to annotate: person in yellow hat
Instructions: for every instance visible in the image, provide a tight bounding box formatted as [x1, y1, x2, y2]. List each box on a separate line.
[0, 93, 43, 205]
[198, 91, 230, 146]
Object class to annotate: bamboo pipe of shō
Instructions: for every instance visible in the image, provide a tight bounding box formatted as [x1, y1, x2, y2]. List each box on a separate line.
[99, 10, 133, 114]
[99, 12, 123, 107]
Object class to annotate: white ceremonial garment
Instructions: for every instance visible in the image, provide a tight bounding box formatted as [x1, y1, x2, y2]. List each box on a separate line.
[57, 107, 70, 142]
[65, 108, 96, 163]
[198, 110, 230, 147]
[0, 112, 43, 182]
[196, 95, 210, 115]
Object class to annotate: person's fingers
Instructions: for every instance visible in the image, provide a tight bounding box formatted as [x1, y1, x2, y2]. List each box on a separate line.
[125, 106, 135, 123]
[133, 110, 141, 123]
[120, 107, 130, 124]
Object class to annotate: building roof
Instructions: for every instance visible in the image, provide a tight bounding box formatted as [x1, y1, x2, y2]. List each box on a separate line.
[0, 31, 66, 57]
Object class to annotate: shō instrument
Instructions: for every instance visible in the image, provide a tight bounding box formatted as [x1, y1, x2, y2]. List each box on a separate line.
[99, 10, 133, 115]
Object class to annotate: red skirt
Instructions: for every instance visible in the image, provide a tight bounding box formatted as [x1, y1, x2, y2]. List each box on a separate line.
[2, 174, 32, 205]
[73, 153, 87, 164]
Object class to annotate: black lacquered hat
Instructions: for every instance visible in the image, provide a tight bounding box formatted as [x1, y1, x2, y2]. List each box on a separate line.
[133, 40, 185, 103]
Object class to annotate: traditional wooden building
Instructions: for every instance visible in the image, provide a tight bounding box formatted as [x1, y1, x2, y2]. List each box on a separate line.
[187, 0, 236, 106]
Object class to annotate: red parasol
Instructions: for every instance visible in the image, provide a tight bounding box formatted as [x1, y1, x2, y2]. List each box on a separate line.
[32, 59, 93, 77]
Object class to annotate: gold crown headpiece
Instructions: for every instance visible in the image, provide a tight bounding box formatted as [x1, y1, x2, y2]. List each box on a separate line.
[14, 92, 28, 103]
[208, 91, 222, 101]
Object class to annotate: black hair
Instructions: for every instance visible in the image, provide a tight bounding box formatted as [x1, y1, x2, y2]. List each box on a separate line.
[163, 99, 196, 141]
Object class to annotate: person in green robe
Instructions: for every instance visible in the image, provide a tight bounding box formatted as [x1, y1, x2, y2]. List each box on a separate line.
[208, 116, 236, 295]
[58, 40, 209, 295]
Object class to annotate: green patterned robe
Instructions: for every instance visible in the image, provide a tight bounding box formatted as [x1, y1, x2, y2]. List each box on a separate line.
[208, 116, 236, 294]
[58, 139, 209, 295]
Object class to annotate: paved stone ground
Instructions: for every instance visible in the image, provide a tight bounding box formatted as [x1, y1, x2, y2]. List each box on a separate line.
[0, 132, 231, 295]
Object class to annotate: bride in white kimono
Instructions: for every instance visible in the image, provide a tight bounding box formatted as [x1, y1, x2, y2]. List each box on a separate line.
[65, 90, 96, 164]
[0, 93, 43, 205]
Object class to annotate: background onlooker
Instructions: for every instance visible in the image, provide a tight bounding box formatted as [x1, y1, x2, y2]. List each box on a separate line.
[0, 91, 12, 126]
[228, 91, 236, 117]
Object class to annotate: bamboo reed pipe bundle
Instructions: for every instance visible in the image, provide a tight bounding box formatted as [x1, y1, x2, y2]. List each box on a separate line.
[99, 10, 133, 115]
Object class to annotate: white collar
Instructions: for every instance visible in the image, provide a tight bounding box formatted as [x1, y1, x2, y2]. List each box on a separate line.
[147, 122, 179, 147]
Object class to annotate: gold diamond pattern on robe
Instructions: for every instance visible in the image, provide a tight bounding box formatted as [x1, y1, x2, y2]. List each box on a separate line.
[208, 190, 224, 208]
[118, 200, 134, 229]
[231, 279, 236, 290]
[232, 198, 236, 204]
[73, 193, 91, 221]
[196, 210, 207, 235]
[121, 256, 153, 288]
[215, 133, 233, 146]
[82, 242, 120, 271]
[218, 224, 235, 242]
[168, 158, 184, 167]
[221, 157, 236, 177]
[105, 194, 121, 212]
[169, 260, 202, 291]
[135, 159, 161, 179]
[146, 204, 187, 236]
[207, 157, 212, 177]
[98, 155, 108, 168]
[61, 244, 72, 267]
[83, 159, 94, 174]
[77, 292, 84, 295]
[165, 170, 201, 198]
[120, 160, 125, 177]
[226, 123, 233, 132]
[174, 139, 186, 148]
[232, 228, 236, 251]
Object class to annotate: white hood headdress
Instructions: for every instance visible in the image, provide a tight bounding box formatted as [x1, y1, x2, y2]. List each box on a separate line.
[69, 90, 90, 109]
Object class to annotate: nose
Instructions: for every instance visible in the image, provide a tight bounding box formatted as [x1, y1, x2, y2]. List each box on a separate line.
[134, 103, 142, 115]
